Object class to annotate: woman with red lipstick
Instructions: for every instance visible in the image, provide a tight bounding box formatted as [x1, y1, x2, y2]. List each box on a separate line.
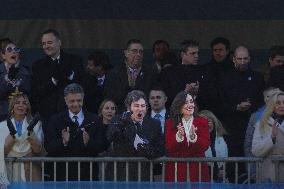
[0, 94, 43, 181]
[165, 91, 210, 182]
[252, 91, 284, 182]
[0, 39, 30, 121]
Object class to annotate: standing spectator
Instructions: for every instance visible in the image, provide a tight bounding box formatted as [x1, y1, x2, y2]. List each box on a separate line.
[165, 91, 210, 182]
[152, 40, 170, 73]
[161, 40, 219, 114]
[31, 29, 84, 123]
[219, 46, 264, 182]
[106, 90, 164, 181]
[198, 110, 228, 182]
[1, 93, 43, 181]
[45, 83, 107, 181]
[83, 51, 113, 113]
[0, 39, 30, 121]
[104, 39, 156, 112]
[98, 99, 117, 127]
[252, 91, 284, 182]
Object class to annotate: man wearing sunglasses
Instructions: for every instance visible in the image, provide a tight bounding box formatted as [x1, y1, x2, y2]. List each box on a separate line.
[31, 29, 84, 124]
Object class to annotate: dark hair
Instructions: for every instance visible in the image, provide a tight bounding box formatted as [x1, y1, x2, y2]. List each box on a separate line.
[87, 50, 113, 71]
[64, 83, 84, 97]
[210, 37, 230, 50]
[152, 40, 170, 53]
[0, 38, 14, 54]
[180, 40, 199, 53]
[124, 90, 148, 109]
[125, 39, 142, 49]
[42, 29, 61, 40]
[160, 51, 178, 68]
[268, 45, 284, 59]
[170, 91, 195, 127]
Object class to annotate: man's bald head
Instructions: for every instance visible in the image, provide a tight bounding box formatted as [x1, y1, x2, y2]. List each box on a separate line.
[233, 46, 250, 71]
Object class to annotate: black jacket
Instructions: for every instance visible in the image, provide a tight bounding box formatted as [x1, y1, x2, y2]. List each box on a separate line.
[31, 51, 84, 120]
[45, 110, 107, 180]
[105, 115, 164, 181]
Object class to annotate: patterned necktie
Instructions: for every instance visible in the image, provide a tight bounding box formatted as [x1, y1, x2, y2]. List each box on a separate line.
[15, 120, 23, 137]
[73, 115, 79, 127]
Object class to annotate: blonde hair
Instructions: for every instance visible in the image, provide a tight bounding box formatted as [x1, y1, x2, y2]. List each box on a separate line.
[98, 99, 116, 117]
[8, 94, 32, 122]
[197, 110, 228, 136]
[259, 92, 284, 133]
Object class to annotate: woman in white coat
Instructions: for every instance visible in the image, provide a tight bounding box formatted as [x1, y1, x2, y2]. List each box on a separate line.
[252, 91, 284, 182]
[0, 93, 43, 182]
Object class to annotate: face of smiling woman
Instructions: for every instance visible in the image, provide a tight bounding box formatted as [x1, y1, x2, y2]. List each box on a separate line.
[181, 94, 195, 120]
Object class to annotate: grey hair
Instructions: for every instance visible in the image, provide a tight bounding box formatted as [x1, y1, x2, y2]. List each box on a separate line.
[64, 83, 84, 97]
[124, 90, 148, 109]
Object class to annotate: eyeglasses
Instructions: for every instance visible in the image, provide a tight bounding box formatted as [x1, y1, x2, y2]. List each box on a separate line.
[129, 49, 144, 55]
[5, 46, 21, 53]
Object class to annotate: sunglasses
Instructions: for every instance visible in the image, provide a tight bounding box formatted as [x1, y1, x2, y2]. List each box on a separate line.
[5, 46, 21, 53]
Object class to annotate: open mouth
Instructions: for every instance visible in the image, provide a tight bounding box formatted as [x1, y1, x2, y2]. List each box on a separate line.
[137, 113, 142, 118]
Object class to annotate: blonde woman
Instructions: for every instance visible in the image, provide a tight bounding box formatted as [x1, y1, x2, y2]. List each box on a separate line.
[252, 91, 284, 182]
[0, 94, 43, 181]
[198, 110, 228, 182]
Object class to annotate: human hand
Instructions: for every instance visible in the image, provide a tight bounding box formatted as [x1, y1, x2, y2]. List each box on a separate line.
[177, 123, 185, 139]
[62, 127, 70, 146]
[82, 129, 90, 145]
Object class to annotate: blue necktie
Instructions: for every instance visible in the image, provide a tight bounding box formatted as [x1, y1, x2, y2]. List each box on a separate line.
[154, 114, 164, 133]
[73, 115, 79, 127]
[15, 121, 23, 137]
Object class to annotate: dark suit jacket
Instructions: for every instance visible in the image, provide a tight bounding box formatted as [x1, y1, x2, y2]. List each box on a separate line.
[45, 110, 107, 180]
[31, 51, 84, 120]
[104, 64, 156, 112]
[105, 115, 164, 181]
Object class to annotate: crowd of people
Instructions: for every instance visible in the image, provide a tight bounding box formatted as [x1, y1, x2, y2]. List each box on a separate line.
[0, 28, 284, 184]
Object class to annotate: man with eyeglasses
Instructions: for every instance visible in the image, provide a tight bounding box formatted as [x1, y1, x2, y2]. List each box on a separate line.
[219, 46, 264, 183]
[31, 29, 84, 123]
[104, 39, 156, 112]
[161, 40, 219, 113]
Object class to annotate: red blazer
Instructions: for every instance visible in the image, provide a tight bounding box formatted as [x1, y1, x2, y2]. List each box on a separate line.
[165, 117, 210, 182]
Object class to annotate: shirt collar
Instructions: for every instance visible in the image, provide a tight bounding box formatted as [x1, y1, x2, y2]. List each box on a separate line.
[51, 54, 60, 62]
[151, 108, 166, 118]
[97, 75, 105, 81]
[68, 109, 83, 120]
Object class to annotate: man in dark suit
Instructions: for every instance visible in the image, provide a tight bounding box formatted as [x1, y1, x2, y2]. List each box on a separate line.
[82, 50, 113, 114]
[45, 83, 107, 181]
[31, 29, 84, 122]
[104, 39, 156, 112]
[148, 87, 169, 181]
[219, 46, 264, 183]
[161, 40, 219, 114]
[106, 90, 164, 181]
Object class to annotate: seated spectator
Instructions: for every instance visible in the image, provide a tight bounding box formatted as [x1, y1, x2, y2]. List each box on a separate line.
[106, 90, 164, 181]
[252, 91, 284, 182]
[197, 110, 228, 182]
[0, 39, 30, 121]
[165, 91, 210, 182]
[1, 93, 43, 181]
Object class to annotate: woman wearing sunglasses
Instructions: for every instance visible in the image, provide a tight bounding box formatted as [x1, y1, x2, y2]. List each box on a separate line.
[0, 39, 30, 121]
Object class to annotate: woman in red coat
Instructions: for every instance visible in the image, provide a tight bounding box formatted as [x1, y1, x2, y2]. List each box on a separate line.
[165, 91, 210, 182]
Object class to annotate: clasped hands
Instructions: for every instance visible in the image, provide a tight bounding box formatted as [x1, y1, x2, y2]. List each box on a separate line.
[177, 123, 197, 142]
[61, 127, 90, 146]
